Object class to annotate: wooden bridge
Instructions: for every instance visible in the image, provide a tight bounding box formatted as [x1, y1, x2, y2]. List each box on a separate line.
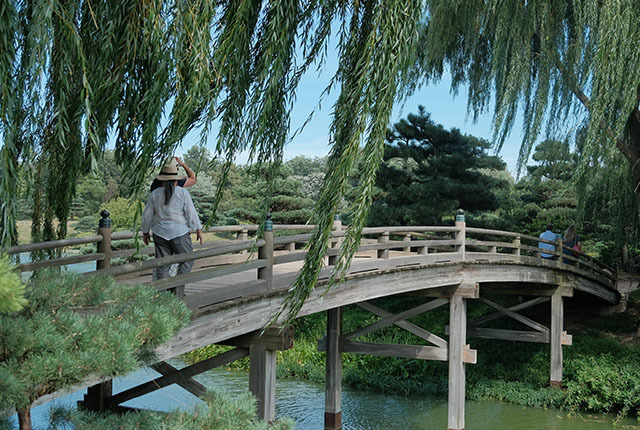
[8, 211, 620, 430]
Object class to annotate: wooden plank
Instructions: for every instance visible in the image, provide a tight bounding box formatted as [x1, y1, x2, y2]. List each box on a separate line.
[409, 282, 478, 299]
[149, 260, 266, 292]
[362, 226, 458, 235]
[343, 298, 448, 340]
[318, 339, 476, 364]
[91, 240, 265, 278]
[6, 235, 103, 254]
[465, 227, 522, 239]
[459, 327, 571, 345]
[357, 239, 460, 253]
[17, 253, 105, 272]
[357, 301, 448, 348]
[273, 233, 312, 245]
[107, 347, 249, 406]
[479, 297, 550, 334]
[469, 297, 550, 327]
[325, 308, 342, 430]
[186, 279, 267, 311]
[219, 326, 294, 350]
[448, 294, 466, 430]
[273, 251, 308, 265]
[151, 361, 206, 398]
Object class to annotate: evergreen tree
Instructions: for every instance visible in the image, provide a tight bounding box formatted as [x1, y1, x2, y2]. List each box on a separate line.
[369, 107, 508, 226]
[0, 271, 190, 430]
[511, 141, 579, 235]
[0, 256, 26, 314]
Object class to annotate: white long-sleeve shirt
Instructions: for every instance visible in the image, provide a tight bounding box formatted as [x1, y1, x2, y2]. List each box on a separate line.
[141, 186, 202, 240]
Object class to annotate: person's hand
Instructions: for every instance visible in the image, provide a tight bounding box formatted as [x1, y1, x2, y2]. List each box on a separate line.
[175, 156, 185, 167]
[142, 232, 150, 246]
[196, 230, 204, 245]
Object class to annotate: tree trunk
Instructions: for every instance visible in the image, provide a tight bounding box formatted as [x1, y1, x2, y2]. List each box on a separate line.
[17, 407, 32, 430]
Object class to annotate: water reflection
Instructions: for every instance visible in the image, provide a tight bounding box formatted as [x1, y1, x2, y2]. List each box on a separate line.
[17, 358, 640, 429]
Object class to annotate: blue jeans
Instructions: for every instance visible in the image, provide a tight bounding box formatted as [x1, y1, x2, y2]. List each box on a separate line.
[153, 233, 193, 297]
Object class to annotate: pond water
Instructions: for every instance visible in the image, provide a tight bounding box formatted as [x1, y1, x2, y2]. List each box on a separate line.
[13, 359, 639, 429]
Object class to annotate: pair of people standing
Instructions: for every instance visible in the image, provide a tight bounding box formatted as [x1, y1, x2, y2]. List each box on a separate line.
[538, 224, 582, 260]
[142, 157, 203, 284]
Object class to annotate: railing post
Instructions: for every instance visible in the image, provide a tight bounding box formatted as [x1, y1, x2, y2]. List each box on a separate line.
[96, 210, 112, 270]
[455, 209, 466, 261]
[556, 235, 563, 262]
[82, 210, 113, 412]
[238, 228, 248, 255]
[513, 236, 521, 256]
[403, 233, 411, 253]
[258, 214, 274, 291]
[377, 231, 389, 259]
[328, 215, 342, 266]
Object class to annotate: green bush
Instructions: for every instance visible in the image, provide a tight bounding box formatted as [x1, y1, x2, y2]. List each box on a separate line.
[73, 216, 98, 233]
[101, 198, 141, 231]
[47, 390, 293, 430]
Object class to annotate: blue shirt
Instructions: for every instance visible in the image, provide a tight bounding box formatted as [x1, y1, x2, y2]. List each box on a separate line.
[141, 186, 202, 240]
[538, 230, 556, 258]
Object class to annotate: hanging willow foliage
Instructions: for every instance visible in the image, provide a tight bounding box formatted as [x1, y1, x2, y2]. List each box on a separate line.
[2, 0, 640, 323]
[0, 0, 424, 323]
[421, 0, 640, 185]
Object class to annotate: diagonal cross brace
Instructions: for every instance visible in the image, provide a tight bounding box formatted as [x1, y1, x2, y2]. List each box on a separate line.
[478, 297, 549, 334]
[107, 347, 249, 407]
[469, 297, 550, 327]
[349, 299, 449, 348]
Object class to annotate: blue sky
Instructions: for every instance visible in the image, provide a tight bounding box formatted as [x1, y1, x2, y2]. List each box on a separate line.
[179, 54, 527, 177]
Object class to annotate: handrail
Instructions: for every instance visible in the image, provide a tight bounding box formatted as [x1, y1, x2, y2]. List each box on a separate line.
[7, 219, 617, 304]
[6, 235, 103, 254]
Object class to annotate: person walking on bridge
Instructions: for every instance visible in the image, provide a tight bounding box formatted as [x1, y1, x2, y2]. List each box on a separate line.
[142, 161, 204, 291]
[538, 224, 556, 259]
[562, 224, 582, 264]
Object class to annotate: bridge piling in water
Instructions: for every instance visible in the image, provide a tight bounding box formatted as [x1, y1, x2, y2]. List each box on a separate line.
[448, 294, 467, 430]
[325, 307, 343, 430]
[550, 289, 564, 387]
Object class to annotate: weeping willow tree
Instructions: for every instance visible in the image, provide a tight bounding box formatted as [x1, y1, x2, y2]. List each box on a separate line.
[0, 1, 423, 323]
[420, 0, 640, 202]
[2, 0, 640, 324]
[417, 0, 640, 269]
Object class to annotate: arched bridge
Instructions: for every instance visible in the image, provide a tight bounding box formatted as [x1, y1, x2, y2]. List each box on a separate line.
[9, 213, 619, 430]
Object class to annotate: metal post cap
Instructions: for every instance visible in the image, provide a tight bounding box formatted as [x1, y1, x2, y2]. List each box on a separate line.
[99, 210, 111, 228]
[455, 209, 465, 222]
[265, 212, 273, 231]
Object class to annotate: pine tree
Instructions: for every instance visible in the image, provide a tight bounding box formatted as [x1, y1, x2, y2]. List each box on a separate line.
[0, 270, 190, 430]
[369, 107, 508, 226]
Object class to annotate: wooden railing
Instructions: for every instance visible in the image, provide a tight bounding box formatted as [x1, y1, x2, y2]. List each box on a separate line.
[5, 211, 617, 314]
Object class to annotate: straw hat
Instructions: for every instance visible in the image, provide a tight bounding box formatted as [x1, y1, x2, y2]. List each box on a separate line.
[155, 157, 186, 181]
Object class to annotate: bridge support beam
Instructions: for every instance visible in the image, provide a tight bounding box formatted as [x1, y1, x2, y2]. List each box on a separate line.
[550, 289, 564, 387]
[325, 307, 342, 430]
[249, 344, 277, 421]
[448, 294, 467, 430]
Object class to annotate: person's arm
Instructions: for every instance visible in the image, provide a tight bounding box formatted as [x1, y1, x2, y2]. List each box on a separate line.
[175, 156, 196, 187]
[141, 194, 155, 246]
[182, 189, 203, 244]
